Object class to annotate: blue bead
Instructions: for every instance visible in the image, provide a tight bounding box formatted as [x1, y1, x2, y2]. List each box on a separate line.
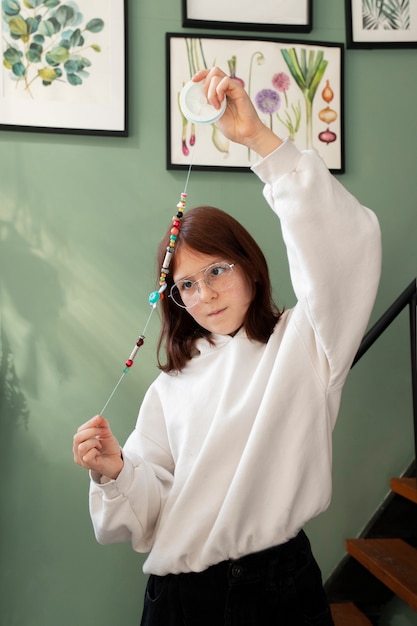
[149, 291, 160, 305]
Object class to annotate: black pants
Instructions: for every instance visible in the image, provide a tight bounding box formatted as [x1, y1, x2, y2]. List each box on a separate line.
[140, 530, 334, 626]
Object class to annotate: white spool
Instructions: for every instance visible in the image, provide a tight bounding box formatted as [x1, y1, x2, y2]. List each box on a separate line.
[179, 80, 227, 125]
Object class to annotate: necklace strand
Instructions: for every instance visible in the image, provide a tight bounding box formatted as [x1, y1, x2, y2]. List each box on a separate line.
[99, 153, 194, 415]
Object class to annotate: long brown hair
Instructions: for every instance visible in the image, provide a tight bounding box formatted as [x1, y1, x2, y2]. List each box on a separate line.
[156, 206, 282, 372]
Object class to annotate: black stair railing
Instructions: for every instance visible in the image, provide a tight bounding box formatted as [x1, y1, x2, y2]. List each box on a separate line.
[351, 278, 417, 463]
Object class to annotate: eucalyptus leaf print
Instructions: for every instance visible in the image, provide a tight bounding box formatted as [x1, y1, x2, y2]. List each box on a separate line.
[2, 0, 105, 98]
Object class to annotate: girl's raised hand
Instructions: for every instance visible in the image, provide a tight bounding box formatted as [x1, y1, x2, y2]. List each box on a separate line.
[73, 415, 124, 480]
[192, 67, 283, 158]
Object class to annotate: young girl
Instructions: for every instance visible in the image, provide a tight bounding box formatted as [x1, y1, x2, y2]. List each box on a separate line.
[73, 67, 382, 625]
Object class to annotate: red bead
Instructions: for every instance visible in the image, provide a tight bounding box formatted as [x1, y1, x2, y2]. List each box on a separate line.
[136, 337, 144, 347]
[125, 359, 134, 368]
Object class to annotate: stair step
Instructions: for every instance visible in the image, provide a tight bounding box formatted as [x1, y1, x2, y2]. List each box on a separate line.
[346, 538, 417, 612]
[390, 477, 417, 504]
[330, 602, 372, 625]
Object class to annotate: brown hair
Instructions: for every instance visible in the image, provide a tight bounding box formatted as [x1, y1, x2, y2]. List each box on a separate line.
[156, 206, 282, 372]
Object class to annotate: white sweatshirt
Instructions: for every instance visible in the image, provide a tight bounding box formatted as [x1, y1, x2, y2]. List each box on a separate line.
[89, 140, 382, 575]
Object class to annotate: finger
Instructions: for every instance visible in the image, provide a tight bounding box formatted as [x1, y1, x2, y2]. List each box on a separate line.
[192, 67, 229, 109]
[192, 68, 210, 82]
[78, 447, 101, 470]
[75, 438, 103, 467]
[206, 76, 226, 108]
[76, 414, 106, 433]
[73, 428, 104, 456]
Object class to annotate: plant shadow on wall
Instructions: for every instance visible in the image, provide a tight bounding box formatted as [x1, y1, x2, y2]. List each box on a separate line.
[0, 218, 69, 403]
[0, 320, 30, 431]
[2, 0, 105, 98]
[0, 318, 71, 625]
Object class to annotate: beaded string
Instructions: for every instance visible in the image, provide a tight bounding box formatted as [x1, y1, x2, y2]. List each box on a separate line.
[99, 160, 193, 415]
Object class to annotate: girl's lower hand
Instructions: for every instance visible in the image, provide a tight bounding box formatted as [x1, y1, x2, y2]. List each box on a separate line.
[192, 67, 283, 157]
[73, 415, 124, 480]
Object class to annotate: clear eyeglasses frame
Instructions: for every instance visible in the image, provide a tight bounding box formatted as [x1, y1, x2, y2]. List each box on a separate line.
[169, 262, 236, 309]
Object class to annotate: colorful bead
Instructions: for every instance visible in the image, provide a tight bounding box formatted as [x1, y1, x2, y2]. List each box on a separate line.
[149, 291, 160, 305]
[122, 190, 186, 370]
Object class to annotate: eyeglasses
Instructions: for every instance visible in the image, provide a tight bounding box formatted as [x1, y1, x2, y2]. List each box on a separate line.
[169, 262, 236, 309]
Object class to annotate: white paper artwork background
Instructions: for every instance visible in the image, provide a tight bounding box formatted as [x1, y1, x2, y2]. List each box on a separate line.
[186, 0, 309, 25]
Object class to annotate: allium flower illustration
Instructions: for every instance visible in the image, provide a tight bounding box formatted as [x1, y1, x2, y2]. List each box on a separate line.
[272, 72, 290, 91]
[255, 89, 281, 131]
[255, 89, 281, 114]
[272, 72, 291, 106]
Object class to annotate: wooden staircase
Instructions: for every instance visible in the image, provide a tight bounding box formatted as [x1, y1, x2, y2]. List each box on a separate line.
[330, 601, 373, 625]
[329, 475, 417, 626]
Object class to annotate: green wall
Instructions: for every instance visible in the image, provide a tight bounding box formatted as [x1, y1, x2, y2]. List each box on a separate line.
[1, 1, 416, 624]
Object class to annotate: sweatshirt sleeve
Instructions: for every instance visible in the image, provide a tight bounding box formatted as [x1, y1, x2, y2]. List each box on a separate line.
[252, 140, 382, 388]
[89, 384, 174, 551]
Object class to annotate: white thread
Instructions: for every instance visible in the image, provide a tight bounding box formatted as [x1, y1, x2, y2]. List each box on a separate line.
[100, 372, 125, 415]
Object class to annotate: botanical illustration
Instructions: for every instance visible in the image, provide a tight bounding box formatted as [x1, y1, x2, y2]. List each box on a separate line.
[170, 37, 342, 171]
[361, 0, 410, 30]
[2, 0, 105, 98]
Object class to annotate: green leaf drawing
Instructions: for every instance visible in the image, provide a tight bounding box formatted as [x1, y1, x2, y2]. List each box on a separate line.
[46, 46, 70, 65]
[24, 0, 45, 8]
[27, 42, 43, 62]
[12, 61, 26, 76]
[3, 0, 20, 17]
[281, 48, 328, 149]
[86, 18, 104, 33]
[3, 46, 22, 66]
[55, 5, 76, 26]
[9, 15, 28, 37]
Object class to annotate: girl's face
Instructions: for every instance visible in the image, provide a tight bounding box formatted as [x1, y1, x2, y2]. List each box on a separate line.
[172, 247, 253, 336]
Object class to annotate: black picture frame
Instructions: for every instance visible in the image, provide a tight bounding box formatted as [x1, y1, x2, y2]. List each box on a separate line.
[346, 0, 417, 49]
[0, 0, 128, 136]
[182, 0, 312, 33]
[167, 33, 345, 173]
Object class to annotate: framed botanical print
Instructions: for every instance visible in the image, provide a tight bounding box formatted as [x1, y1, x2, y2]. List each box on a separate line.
[182, 0, 312, 33]
[167, 33, 344, 173]
[346, 0, 417, 48]
[0, 0, 128, 135]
